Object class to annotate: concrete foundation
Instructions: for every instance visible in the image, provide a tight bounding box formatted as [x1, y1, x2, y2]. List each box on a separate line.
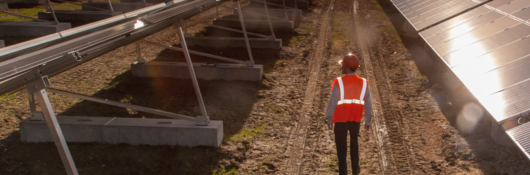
[0, 40, 4, 48]
[38, 10, 123, 22]
[0, 3, 7, 9]
[8, 0, 45, 4]
[131, 62, 263, 81]
[121, 0, 167, 4]
[234, 8, 303, 27]
[20, 116, 223, 147]
[251, 0, 309, 9]
[213, 19, 293, 31]
[0, 22, 71, 37]
[491, 120, 515, 147]
[185, 37, 282, 49]
[82, 2, 153, 13]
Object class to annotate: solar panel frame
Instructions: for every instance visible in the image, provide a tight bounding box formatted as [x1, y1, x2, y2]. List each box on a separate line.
[507, 122, 530, 159]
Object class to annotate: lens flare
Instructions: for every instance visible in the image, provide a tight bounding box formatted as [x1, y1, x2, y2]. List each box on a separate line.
[456, 102, 484, 134]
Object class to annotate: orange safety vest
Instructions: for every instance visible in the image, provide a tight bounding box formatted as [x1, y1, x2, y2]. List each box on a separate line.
[331, 74, 368, 123]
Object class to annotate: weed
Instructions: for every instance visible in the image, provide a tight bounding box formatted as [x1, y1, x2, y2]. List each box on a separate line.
[371, 0, 377, 3]
[374, 4, 382, 10]
[416, 75, 427, 82]
[212, 165, 238, 175]
[326, 161, 335, 171]
[289, 37, 298, 45]
[391, 34, 401, 42]
[197, 28, 208, 36]
[360, 159, 369, 165]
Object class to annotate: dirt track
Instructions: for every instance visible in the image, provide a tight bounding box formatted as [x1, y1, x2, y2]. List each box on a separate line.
[1, 0, 530, 174]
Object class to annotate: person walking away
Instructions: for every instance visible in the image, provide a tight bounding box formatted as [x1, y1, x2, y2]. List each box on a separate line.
[325, 53, 372, 175]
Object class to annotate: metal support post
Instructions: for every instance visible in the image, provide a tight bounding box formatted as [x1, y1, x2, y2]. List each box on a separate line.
[107, 0, 115, 12]
[235, 0, 255, 66]
[263, 0, 275, 38]
[46, 0, 60, 25]
[135, 43, 147, 63]
[175, 21, 210, 126]
[281, 0, 289, 20]
[216, 6, 219, 19]
[183, 20, 188, 34]
[26, 75, 78, 175]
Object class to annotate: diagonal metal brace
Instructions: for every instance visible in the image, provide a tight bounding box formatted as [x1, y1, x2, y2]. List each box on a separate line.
[25, 73, 79, 175]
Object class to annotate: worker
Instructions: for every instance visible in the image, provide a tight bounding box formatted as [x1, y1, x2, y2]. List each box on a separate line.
[326, 53, 372, 175]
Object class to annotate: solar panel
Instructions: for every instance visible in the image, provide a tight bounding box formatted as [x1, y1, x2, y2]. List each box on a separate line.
[507, 122, 530, 159]
[390, 0, 489, 30]
[392, 0, 530, 161]
[419, 1, 530, 123]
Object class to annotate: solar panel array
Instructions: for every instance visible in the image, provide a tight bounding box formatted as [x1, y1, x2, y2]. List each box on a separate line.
[390, 0, 530, 159]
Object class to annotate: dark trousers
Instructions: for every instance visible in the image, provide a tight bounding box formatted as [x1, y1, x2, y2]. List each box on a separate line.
[334, 121, 360, 175]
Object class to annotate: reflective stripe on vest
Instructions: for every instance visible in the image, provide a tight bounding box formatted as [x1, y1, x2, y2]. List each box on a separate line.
[336, 77, 367, 105]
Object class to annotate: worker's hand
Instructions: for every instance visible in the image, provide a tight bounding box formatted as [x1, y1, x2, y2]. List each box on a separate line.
[328, 124, 333, 130]
[364, 125, 370, 132]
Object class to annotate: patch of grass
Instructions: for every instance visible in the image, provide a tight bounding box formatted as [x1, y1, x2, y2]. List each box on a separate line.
[416, 75, 427, 82]
[360, 159, 369, 165]
[371, 0, 378, 3]
[326, 161, 335, 171]
[0, 93, 17, 104]
[374, 4, 382, 10]
[0, 3, 81, 21]
[377, 13, 387, 19]
[212, 165, 238, 175]
[196, 28, 208, 36]
[263, 59, 281, 74]
[289, 37, 298, 45]
[228, 123, 266, 142]
[391, 33, 401, 42]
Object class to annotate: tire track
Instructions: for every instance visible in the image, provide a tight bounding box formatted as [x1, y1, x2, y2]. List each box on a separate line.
[353, 0, 414, 173]
[351, 0, 393, 173]
[281, 1, 336, 174]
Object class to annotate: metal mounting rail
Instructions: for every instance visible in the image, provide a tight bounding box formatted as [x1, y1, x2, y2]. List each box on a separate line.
[0, 0, 227, 96]
[47, 88, 198, 122]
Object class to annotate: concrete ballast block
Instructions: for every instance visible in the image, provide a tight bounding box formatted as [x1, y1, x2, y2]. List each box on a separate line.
[38, 10, 123, 22]
[235, 8, 303, 27]
[20, 116, 223, 147]
[131, 62, 263, 81]
[81, 2, 153, 13]
[0, 40, 5, 48]
[0, 22, 71, 37]
[0, 3, 7, 9]
[213, 19, 294, 30]
[184, 37, 282, 49]
[251, 0, 309, 9]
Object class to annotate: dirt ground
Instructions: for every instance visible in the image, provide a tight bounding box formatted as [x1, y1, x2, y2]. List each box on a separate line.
[1, 0, 530, 174]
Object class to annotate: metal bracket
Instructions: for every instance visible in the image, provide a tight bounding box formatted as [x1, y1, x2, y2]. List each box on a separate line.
[196, 115, 210, 126]
[30, 112, 45, 121]
[246, 61, 255, 67]
[68, 51, 83, 62]
[26, 75, 51, 94]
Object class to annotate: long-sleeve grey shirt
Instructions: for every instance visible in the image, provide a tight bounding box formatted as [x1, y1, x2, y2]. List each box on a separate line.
[325, 73, 373, 125]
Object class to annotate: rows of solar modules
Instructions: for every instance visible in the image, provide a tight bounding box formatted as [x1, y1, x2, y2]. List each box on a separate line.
[389, 0, 530, 159]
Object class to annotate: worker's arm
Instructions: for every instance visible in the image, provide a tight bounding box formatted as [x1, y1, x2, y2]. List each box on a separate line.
[325, 85, 340, 130]
[363, 87, 372, 131]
